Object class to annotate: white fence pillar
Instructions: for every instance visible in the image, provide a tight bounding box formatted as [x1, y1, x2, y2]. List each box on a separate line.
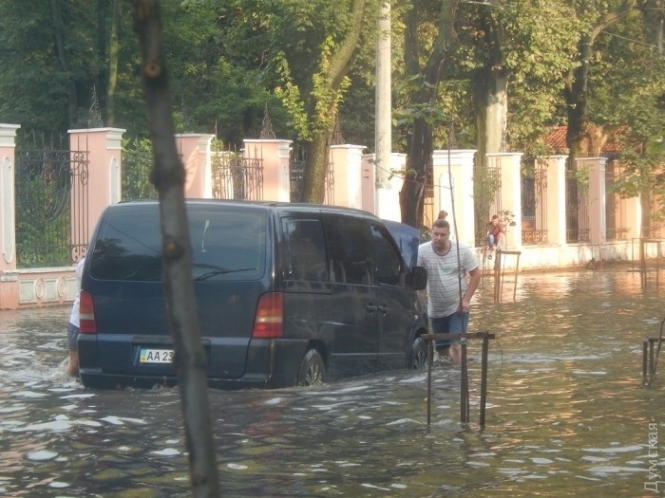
[329, 144, 366, 209]
[0, 124, 19, 309]
[543, 155, 568, 247]
[581, 157, 608, 245]
[433, 150, 476, 244]
[68, 127, 125, 260]
[243, 139, 292, 203]
[175, 134, 215, 199]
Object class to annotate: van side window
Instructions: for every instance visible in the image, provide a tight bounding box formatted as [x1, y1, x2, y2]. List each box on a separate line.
[283, 220, 328, 281]
[324, 218, 373, 285]
[371, 224, 403, 286]
[190, 209, 265, 280]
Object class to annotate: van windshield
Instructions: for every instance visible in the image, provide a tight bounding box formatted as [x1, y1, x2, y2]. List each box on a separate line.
[90, 205, 266, 282]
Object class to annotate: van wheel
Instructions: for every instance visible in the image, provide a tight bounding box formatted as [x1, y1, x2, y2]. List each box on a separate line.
[409, 337, 428, 370]
[297, 349, 326, 386]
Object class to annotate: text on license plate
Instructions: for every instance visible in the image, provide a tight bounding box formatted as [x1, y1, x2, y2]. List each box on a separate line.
[139, 349, 174, 364]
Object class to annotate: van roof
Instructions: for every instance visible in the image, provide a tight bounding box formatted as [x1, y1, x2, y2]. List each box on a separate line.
[114, 199, 382, 220]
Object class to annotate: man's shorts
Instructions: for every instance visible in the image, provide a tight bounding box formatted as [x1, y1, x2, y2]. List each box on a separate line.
[67, 322, 80, 351]
[429, 312, 470, 352]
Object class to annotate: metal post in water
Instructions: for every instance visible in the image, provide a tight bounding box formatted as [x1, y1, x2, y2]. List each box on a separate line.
[427, 339, 433, 426]
[493, 252, 501, 303]
[656, 240, 660, 286]
[640, 239, 647, 287]
[480, 334, 489, 426]
[643, 338, 649, 385]
[513, 253, 521, 302]
[460, 342, 469, 424]
[649, 339, 656, 382]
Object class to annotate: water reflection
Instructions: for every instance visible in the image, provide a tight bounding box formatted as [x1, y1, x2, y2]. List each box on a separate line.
[0, 269, 663, 497]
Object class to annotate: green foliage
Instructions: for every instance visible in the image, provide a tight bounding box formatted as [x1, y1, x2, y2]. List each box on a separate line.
[473, 166, 502, 217]
[0, 0, 663, 215]
[122, 138, 158, 200]
[223, 0, 380, 143]
[587, 4, 665, 216]
[497, 210, 517, 228]
[455, 0, 582, 155]
[573, 164, 591, 189]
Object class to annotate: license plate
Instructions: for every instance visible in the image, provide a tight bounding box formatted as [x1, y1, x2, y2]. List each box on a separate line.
[139, 349, 174, 364]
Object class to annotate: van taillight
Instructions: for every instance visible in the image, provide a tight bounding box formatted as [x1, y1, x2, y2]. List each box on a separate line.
[252, 292, 283, 339]
[79, 290, 97, 334]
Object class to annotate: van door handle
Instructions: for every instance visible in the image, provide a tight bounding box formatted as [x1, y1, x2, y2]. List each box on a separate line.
[377, 304, 388, 315]
[366, 303, 378, 313]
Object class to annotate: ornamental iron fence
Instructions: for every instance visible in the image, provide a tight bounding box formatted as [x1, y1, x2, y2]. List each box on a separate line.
[521, 158, 548, 245]
[212, 149, 263, 201]
[15, 132, 89, 267]
[565, 160, 590, 243]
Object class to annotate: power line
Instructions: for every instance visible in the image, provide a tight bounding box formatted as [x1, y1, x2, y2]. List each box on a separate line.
[603, 30, 659, 49]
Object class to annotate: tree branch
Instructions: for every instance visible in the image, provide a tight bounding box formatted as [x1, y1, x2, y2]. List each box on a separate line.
[591, 0, 638, 42]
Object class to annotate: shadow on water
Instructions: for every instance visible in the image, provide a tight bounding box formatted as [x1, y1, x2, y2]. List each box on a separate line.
[0, 268, 664, 497]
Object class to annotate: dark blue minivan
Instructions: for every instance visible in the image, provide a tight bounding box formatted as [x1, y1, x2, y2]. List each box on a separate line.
[78, 200, 428, 389]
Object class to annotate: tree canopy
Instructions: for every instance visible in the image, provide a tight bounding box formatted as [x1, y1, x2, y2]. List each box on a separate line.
[0, 0, 663, 221]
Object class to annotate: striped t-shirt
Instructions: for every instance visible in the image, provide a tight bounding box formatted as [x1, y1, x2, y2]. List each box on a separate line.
[417, 241, 478, 318]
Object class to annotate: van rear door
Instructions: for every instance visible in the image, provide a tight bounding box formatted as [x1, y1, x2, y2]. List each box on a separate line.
[86, 203, 268, 380]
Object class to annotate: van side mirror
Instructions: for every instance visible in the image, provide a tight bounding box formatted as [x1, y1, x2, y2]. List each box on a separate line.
[411, 266, 427, 291]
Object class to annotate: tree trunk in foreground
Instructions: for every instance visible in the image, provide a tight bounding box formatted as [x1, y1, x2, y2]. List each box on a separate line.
[132, 1, 220, 497]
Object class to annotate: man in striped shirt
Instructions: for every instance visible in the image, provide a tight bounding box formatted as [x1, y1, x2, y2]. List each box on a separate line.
[417, 219, 481, 365]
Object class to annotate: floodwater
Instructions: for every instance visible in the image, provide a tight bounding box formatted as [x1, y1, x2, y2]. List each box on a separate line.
[1, 267, 664, 498]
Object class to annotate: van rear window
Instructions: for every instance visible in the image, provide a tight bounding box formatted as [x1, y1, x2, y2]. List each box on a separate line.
[90, 206, 266, 282]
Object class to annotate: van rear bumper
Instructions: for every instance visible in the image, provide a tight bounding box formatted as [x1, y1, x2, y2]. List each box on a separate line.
[78, 338, 309, 390]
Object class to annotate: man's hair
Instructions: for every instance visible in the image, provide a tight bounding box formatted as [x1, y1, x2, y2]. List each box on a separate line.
[433, 218, 450, 230]
[491, 214, 499, 220]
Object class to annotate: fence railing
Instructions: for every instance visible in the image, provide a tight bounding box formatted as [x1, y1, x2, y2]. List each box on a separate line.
[14, 142, 89, 267]
[122, 138, 158, 201]
[521, 159, 548, 245]
[565, 163, 590, 243]
[211, 151, 263, 201]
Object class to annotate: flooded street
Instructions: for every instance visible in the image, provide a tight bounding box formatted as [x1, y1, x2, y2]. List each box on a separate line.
[1, 267, 664, 497]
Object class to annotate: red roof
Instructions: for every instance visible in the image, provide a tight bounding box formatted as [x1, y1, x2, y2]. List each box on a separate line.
[545, 126, 568, 154]
[545, 126, 623, 156]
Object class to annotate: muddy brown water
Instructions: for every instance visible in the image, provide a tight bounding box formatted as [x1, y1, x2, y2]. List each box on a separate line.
[0, 268, 663, 497]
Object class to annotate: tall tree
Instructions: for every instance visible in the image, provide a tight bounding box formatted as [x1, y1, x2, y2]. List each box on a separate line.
[0, 0, 99, 132]
[565, 0, 638, 163]
[399, 0, 457, 228]
[299, 0, 369, 202]
[224, 0, 380, 202]
[595, 1, 665, 232]
[106, 0, 123, 126]
[469, 1, 508, 162]
[460, 0, 579, 162]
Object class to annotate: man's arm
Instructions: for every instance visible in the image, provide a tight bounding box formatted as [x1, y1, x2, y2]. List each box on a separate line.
[460, 266, 481, 313]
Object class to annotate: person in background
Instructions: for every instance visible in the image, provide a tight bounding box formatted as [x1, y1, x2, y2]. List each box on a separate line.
[417, 219, 481, 366]
[438, 210, 448, 220]
[67, 256, 85, 377]
[486, 214, 505, 260]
